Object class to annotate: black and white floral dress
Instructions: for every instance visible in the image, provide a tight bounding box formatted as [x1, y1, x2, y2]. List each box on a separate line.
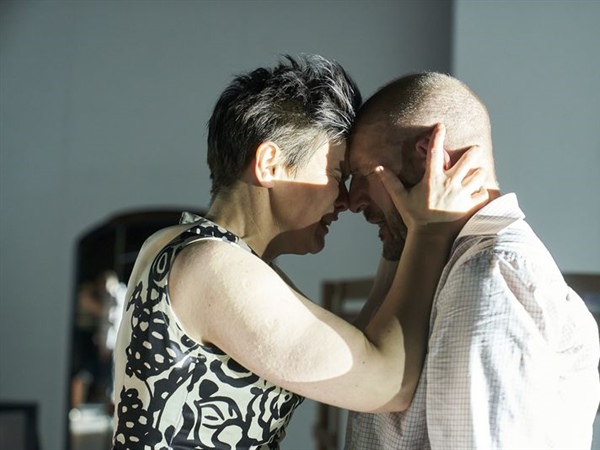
[112, 214, 304, 450]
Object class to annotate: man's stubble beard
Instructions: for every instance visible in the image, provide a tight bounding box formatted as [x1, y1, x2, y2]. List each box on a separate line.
[381, 214, 406, 261]
[382, 234, 405, 261]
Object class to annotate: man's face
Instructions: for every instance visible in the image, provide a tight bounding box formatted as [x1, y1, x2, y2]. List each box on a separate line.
[348, 121, 431, 260]
[347, 121, 413, 260]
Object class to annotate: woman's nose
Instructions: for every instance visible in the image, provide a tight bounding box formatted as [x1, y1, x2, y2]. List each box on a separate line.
[334, 181, 349, 212]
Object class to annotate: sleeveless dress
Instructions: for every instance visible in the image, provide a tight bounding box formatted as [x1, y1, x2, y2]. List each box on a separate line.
[112, 214, 304, 450]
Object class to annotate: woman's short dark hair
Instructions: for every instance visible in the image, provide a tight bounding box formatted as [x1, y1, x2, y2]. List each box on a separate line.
[207, 54, 362, 198]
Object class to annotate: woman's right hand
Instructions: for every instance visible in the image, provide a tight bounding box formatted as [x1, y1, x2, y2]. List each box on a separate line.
[375, 123, 488, 235]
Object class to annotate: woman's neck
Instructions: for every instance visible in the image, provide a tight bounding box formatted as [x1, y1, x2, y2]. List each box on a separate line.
[207, 185, 279, 263]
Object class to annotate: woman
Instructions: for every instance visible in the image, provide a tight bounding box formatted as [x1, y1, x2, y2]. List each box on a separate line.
[112, 55, 487, 449]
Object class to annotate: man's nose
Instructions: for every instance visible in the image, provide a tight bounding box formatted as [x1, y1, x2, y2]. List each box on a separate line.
[348, 176, 369, 213]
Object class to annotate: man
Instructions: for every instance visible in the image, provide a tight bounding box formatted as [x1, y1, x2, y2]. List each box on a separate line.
[345, 72, 600, 449]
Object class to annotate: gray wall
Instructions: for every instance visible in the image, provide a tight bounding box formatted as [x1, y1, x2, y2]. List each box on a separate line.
[0, 1, 452, 449]
[453, 2, 600, 447]
[453, 0, 600, 273]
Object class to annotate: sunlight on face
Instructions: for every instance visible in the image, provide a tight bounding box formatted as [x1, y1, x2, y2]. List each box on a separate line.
[286, 140, 347, 187]
[268, 139, 349, 256]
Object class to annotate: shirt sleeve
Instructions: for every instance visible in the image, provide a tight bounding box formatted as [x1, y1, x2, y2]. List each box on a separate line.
[426, 248, 562, 449]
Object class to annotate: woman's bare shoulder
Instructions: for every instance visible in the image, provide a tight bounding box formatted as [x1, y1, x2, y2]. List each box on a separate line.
[167, 236, 259, 344]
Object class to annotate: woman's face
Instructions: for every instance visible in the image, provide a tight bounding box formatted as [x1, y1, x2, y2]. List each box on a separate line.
[271, 139, 349, 256]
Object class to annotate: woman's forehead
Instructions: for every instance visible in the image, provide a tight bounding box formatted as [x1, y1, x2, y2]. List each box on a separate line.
[321, 139, 346, 166]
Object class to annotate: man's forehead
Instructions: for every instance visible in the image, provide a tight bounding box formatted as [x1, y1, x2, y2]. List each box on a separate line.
[348, 121, 397, 163]
[346, 146, 384, 178]
[351, 119, 389, 140]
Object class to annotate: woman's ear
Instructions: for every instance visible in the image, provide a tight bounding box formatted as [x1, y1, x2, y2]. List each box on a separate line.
[254, 141, 282, 187]
[416, 136, 451, 169]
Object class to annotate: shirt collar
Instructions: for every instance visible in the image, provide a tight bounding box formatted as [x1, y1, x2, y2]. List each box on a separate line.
[456, 193, 525, 239]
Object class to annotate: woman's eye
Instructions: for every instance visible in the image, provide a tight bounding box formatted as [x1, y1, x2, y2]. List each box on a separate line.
[327, 169, 342, 181]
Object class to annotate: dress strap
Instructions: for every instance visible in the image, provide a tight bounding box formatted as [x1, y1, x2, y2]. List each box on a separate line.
[176, 212, 253, 255]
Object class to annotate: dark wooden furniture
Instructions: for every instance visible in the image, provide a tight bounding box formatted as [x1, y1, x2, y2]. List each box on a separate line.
[314, 278, 373, 450]
[0, 402, 40, 450]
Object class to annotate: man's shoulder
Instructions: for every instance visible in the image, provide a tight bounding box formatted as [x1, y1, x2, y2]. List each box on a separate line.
[451, 216, 546, 268]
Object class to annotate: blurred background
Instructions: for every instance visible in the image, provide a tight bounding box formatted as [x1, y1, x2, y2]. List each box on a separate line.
[1, 1, 599, 449]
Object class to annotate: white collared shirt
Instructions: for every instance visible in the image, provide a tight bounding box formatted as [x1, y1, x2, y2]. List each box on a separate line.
[346, 194, 600, 450]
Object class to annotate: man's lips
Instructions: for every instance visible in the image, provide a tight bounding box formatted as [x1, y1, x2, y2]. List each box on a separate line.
[365, 214, 407, 241]
[364, 210, 384, 226]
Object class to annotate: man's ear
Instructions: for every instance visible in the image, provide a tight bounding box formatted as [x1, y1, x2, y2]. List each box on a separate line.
[254, 141, 282, 187]
[416, 136, 451, 169]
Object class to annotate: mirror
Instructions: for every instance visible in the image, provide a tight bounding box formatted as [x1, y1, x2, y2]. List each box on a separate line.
[68, 209, 204, 450]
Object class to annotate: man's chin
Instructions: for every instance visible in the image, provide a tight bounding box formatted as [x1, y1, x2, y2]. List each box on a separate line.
[380, 228, 405, 261]
[382, 242, 402, 261]
[378, 224, 391, 241]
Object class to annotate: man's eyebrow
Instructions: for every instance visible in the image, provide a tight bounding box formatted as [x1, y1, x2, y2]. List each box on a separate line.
[348, 160, 369, 176]
[349, 168, 364, 178]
